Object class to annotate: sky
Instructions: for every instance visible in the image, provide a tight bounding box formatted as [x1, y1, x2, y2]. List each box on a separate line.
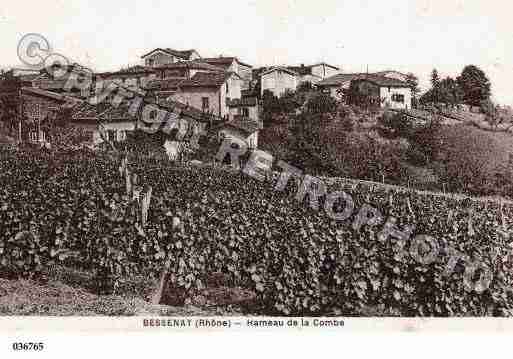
[0, 0, 511, 104]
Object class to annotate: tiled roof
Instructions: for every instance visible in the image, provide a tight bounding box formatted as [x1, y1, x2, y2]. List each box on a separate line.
[141, 48, 198, 60]
[375, 70, 408, 78]
[287, 65, 313, 76]
[145, 78, 185, 91]
[200, 57, 252, 69]
[159, 99, 221, 122]
[71, 101, 137, 123]
[155, 61, 225, 72]
[310, 63, 340, 70]
[316, 73, 367, 86]
[100, 103, 138, 121]
[241, 88, 259, 98]
[260, 67, 298, 77]
[17, 73, 41, 82]
[0, 134, 15, 144]
[99, 65, 156, 77]
[179, 72, 237, 88]
[317, 72, 409, 88]
[226, 97, 258, 107]
[71, 102, 103, 120]
[355, 74, 409, 87]
[223, 116, 260, 134]
[22, 87, 71, 103]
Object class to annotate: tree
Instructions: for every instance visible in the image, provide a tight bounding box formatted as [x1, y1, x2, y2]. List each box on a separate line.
[406, 73, 420, 108]
[297, 81, 313, 93]
[456, 65, 491, 108]
[406, 73, 420, 97]
[438, 77, 464, 107]
[305, 92, 337, 115]
[430, 69, 441, 104]
[431, 69, 440, 89]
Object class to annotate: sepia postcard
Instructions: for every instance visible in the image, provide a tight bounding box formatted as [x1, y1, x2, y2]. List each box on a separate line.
[1, 0, 513, 354]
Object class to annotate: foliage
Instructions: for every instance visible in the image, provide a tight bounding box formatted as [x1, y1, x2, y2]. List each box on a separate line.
[304, 92, 337, 115]
[297, 81, 314, 93]
[420, 77, 464, 107]
[378, 111, 414, 139]
[261, 90, 302, 125]
[2, 149, 513, 316]
[408, 116, 443, 165]
[435, 125, 513, 196]
[457, 65, 492, 108]
[430, 69, 440, 89]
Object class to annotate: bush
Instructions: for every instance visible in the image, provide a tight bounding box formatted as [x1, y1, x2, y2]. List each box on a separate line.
[407, 146, 429, 166]
[305, 92, 337, 115]
[435, 125, 513, 196]
[378, 111, 414, 139]
[408, 117, 443, 165]
[2, 149, 513, 316]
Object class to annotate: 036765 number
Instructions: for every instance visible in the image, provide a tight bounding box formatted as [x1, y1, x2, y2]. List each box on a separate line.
[12, 342, 45, 351]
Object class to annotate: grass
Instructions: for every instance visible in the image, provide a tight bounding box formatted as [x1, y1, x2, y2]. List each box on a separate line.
[0, 266, 237, 316]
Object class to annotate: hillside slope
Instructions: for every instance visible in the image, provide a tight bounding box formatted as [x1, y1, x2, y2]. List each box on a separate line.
[1, 150, 513, 316]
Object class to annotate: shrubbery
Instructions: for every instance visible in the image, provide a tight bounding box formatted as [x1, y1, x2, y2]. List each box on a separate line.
[435, 125, 513, 197]
[1, 149, 513, 316]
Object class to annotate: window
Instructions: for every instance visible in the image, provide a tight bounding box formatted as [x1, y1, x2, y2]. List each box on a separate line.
[148, 59, 154, 67]
[392, 94, 405, 103]
[226, 81, 229, 94]
[242, 108, 250, 117]
[202, 97, 209, 111]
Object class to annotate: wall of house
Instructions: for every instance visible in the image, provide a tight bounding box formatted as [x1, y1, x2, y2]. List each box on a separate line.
[219, 127, 258, 150]
[170, 88, 223, 117]
[167, 75, 241, 118]
[228, 104, 259, 122]
[189, 51, 201, 61]
[311, 65, 339, 80]
[261, 70, 297, 97]
[161, 68, 187, 79]
[379, 86, 412, 109]
[23, 95, 61, 123]
[299, 74, 322, 85]
[226, 74, 242, 101]
[238, 63, 253, 90]
[145, 52, 176, 67]
[380, 71, 408, 82]
[22, 94, 62, 142]
[99, 73, 157, 90]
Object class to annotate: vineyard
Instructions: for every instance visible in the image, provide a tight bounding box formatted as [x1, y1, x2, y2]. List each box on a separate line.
[1, 148, 513, 316]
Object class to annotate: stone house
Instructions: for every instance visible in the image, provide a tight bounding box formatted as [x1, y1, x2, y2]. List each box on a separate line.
[141, 48, 201, 67]
[375, 70, 409, 82]
[349, 74, 412, 109]
[287, 63, 340, 85]
[260, 67, 298, 98]
[199, 57, 253, 89]
[316, 73, 367, 100]
[226, 96, 260, 123]
[21, 87, 79, 143]
[218, 116, 260, 150]
[96, 65, 158, 91]
[167, 71, 243, 119]
[70, 102, 136, 144]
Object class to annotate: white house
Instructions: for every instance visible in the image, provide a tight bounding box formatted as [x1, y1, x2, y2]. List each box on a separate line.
[141, 48, 201, 67]
[219, 116, 260, 150]
[350, 74, 413, 109]
[260, 67, 298, 97]
[200, 57, 253, 90]
[287, 63, 340, 85]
